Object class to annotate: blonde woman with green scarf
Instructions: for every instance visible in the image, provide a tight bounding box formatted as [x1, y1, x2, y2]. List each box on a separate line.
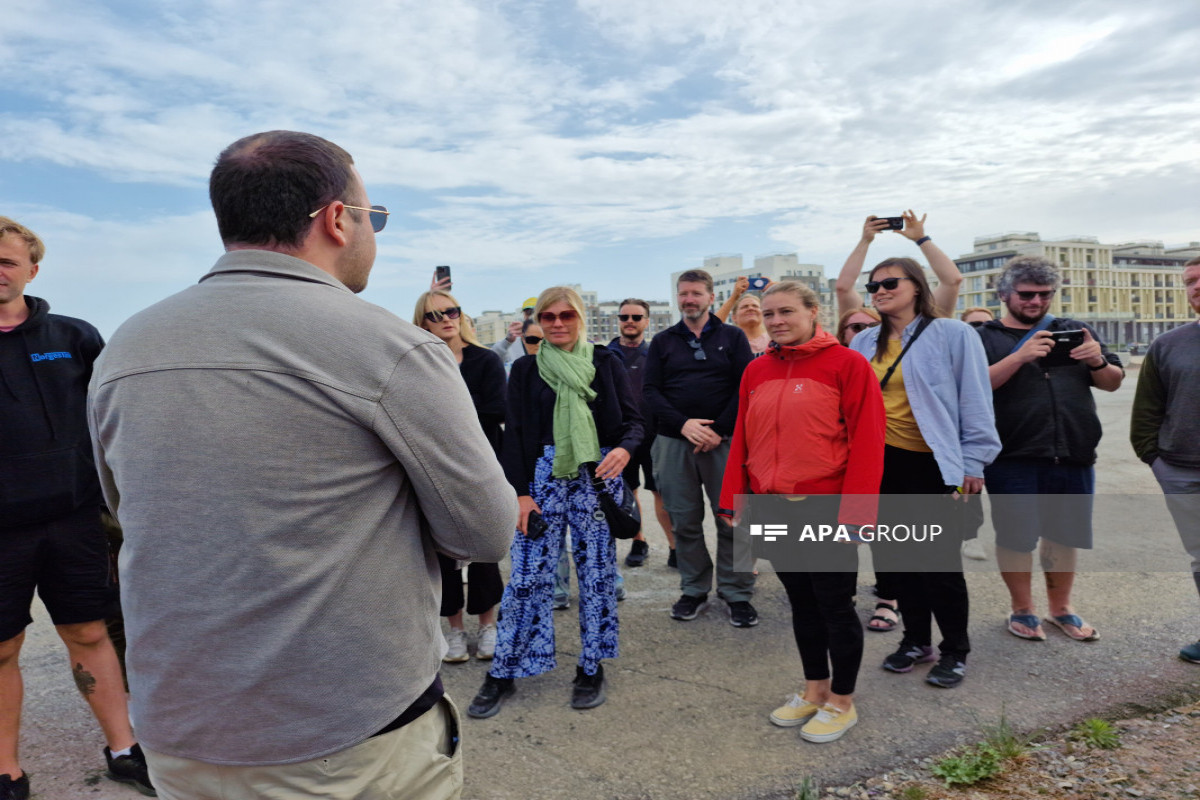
[467, 286, 644, 719]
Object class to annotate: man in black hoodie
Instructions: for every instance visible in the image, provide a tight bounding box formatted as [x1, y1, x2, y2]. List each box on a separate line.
[0, 218, 153, 799]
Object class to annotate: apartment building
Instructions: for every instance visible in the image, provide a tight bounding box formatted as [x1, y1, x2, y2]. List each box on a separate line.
[670, 254, 837, 329]
[955, 233, 1200, 347]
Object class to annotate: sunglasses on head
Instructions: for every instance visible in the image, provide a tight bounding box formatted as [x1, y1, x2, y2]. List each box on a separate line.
[688, 339, 707, 361]
[308, 203, 390, 233]
[618, 314, 645, 322]
[423, 306, 461, 323]
[523, 335, 543, 345]
[845, 321, 880, 334]
[865, 277, 912, 294]
[538, 309, 578, 325]
[1015, 289, 1055, 301]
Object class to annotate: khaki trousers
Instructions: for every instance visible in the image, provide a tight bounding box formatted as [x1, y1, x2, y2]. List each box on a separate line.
[144, 696, 463, 800]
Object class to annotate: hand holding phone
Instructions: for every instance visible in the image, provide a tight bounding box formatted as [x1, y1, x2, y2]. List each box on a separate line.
[433, 265, 451, 291]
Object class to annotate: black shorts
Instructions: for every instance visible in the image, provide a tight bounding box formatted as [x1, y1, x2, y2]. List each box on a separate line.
[0, 504, 118, 641]
[622, 436, 657, 492]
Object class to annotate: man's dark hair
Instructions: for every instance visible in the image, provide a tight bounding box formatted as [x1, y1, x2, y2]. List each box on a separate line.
[677, 269, 714, 293]
[209, 131, 357, 248]
[996, 255, 1060, 299]
[618, 297, 651, 314]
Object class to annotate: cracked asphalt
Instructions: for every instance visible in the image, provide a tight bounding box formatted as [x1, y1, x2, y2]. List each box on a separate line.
[18, 364, 1200, 799]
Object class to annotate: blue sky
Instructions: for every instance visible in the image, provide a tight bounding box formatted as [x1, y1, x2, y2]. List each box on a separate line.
[3, 0, 1198, 336]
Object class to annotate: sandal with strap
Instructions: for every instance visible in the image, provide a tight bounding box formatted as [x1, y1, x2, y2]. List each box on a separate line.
[867, 600, 899, 632]
[1006, 613, 1046, 641]
[1045, 614, 1100, 642]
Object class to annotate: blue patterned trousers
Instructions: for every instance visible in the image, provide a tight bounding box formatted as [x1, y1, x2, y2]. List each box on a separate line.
[490, 446, 621, 678]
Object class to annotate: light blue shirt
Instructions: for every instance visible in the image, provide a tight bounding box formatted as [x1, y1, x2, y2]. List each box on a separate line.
[850, 316, 1001, 485]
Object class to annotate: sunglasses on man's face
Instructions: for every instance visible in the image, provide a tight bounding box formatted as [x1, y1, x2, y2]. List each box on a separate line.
[308, 203, 390, 233]
[1014, 290, 1055, 301]
[423, 306, 461, 323]
[618, 314, 645, 322]
[845, 321, 880, 334]
[523, 335, 543, 345]
[865, 277, 912, 294]
[539, 309, 578, 325]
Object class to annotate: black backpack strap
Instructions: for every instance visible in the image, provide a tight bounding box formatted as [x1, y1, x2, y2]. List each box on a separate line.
[878, 316, 934, 390]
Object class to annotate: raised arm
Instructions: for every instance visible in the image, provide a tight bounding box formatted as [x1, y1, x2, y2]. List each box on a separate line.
[897, 210, 962, 315]
[715, 275, 749, 322]
[836, 216, 890, 315]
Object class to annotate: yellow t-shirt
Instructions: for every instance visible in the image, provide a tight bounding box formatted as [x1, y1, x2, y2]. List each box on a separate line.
[869, 338, 932, 452]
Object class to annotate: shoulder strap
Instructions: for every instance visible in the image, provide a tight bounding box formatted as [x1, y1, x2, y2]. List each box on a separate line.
[1010, 314, 1055, 354]
[879, 316, 934, 390]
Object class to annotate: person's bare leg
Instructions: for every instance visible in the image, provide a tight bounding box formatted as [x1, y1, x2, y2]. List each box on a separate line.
[827, 691, 854, 713]
[1041, 542, 1093, 636]
[802, 678, 829, 707]
[477, 606, 497, 627]
[56, 621, 134, 751]
[0, 633, 25, 779]
[446, 610, 465, 631]
[996, 545, 1040, 637]
[652, 491, 675, 549]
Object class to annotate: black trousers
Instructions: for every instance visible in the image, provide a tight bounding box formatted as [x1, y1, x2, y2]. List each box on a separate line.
[437, 552, 504, 617]
[871, 446, 970, 660]
[774, 543, 862, 697]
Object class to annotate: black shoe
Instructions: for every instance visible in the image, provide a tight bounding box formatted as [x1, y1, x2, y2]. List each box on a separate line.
[882, 639, 937, 673]
[926, 654, 967, 688]
[0, 773, 30, 800]
[105, 743, 157, 797]
[467, 675, 515, 718]
[670, 593, 709, 621]
[666, 548, 678, 569]
[570, 665, 607, 709]
[727, 600, 759, 628]
[624, 539, 649, 567]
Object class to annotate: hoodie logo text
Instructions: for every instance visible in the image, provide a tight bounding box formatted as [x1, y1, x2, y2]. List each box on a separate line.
[30, 352, 73, 362]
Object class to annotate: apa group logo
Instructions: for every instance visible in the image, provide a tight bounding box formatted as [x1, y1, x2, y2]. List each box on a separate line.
[749, 522, 943, 543]
[30, 351, 72, 362]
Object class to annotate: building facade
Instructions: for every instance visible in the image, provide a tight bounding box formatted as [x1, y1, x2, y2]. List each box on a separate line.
[669, 254, 837, 329]
[955, 233, 1200, 348]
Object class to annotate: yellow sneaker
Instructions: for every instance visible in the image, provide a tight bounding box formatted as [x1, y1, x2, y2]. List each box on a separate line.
[768, 694, 821, 727]
[800, 703, 857, 743]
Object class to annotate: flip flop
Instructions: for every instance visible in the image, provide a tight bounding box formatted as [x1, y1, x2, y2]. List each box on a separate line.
[867, 601, 899, 632]
[1045, 614, 1100, 642]
[1007, 613, 1046, 641]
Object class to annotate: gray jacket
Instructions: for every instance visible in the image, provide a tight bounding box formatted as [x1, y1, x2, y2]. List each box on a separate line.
[88, 250, 516, 765]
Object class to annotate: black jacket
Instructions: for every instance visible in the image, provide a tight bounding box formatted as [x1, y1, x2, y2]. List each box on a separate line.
[0, 297, 104, 527]
[976, 318, 1122, 465]
[642, 314, 752, 439]
[501, 346, 644, 494]
[458, 343, 506, 457]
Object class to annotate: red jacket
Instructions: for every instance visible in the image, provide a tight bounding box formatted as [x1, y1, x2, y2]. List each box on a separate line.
[719, 328, 885, 526]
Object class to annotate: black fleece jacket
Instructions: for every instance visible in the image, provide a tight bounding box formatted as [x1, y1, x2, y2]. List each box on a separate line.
[0, 296, 104, 528]
[501, 346, 644, 494]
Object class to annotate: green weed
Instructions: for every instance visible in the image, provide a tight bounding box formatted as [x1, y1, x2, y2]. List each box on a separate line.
[930, 743, 1003, 787]
[794, 775, 820, 800]
[1069, 718, 1120, 749]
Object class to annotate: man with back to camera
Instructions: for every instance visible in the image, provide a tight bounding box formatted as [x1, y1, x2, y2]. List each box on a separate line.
[0, 217, 153, 800]
[974, 256, 1123, 643]
[643, 270, 756, 626]
[610, 298, 677, 568]
[1131, 256, 1200, 663]
[87, 131, 517, 799]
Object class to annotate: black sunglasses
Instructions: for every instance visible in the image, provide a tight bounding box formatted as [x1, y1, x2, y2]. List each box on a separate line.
[1015, 290, 1055, 301]
[523, 335, 543, 345]
[865, 277, 912, 294]
[423, 306, 461, 323]
[688, 339, 706, 361]
[845, 321, 879, 334]
[618, 314, 645, 321]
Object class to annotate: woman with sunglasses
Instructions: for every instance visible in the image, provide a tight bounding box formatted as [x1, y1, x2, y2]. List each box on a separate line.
[468, 287, 643, 718]
[720, 282, 885, 742]
[848, 258, 999, 688]
[413, 290, 508, 663]
[716, 275, 772, 356]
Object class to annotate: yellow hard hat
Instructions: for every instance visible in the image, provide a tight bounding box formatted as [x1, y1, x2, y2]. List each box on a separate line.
[522, 297, 538, 311]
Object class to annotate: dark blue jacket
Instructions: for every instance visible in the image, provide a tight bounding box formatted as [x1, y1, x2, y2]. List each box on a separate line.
[501, 346, 644, 494]
[0, 297, 104, 527]
[642, 313, 752, 439]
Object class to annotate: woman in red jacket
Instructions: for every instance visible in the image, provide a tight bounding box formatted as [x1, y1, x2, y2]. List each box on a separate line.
[720, 282, 885, 743]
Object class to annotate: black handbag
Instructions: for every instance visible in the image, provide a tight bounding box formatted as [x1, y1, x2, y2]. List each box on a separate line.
[584, 464, 641, 540]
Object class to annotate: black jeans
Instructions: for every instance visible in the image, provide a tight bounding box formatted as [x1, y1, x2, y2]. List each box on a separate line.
[871, 446, 970, 660]
[774, 542, 862, 696]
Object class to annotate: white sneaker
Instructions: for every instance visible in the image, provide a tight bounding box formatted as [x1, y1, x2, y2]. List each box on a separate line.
[962, 539, 987, 561]
[476, 624, 497, 660]
[443, 628, 469, 663]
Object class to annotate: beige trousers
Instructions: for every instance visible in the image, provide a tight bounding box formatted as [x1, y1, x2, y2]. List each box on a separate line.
[144, 696, 463, 800]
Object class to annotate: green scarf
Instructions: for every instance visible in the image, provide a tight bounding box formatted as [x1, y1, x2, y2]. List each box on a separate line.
[537, 339, 600, 478]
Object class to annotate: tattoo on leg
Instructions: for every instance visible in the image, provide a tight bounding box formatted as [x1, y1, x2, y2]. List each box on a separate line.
[73, 662, 97, 696]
